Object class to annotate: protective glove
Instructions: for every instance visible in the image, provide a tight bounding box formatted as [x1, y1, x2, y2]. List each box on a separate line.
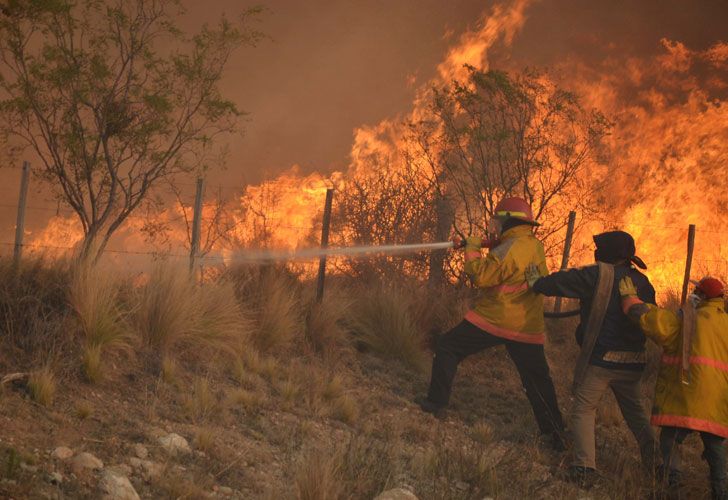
[524, 263, 543, 289]
[465, 236, 482, 250]
[618, 276, 638, 298]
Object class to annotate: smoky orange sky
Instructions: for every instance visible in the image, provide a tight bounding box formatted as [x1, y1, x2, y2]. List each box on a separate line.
[187, 0, 728, 185]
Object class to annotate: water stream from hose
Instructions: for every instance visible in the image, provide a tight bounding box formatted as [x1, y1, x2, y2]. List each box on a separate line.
[205, 241, 456, 264]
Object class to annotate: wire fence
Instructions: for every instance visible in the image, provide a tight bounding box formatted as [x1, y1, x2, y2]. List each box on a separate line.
[0, 168, 726, 295]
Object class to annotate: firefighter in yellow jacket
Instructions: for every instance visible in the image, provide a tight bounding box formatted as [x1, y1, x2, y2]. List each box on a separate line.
[620, 275, 728, 500]
[416, 197, 565, 449]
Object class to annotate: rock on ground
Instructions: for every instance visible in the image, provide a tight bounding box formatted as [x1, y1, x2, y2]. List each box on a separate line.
[158, 433, 191, 455]
[52, 446, 73, 460]
[70, 452, 104, 472]
[132, 443, 148, 460]
[100, 470, 140, 500]
[374, 488, 419, 500]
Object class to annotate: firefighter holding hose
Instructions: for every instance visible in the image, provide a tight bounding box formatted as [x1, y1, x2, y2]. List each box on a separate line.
[415, 197, 566, 450]
[620, 276, 728, 500]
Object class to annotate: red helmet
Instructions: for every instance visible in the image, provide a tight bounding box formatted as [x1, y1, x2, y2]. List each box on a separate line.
[691, 277, 725, 299]
[493, 197, 539, 226]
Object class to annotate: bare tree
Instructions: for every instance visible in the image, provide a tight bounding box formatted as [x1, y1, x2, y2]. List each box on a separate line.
[426, 66, 611, 257]
[0, 0, 263, 261]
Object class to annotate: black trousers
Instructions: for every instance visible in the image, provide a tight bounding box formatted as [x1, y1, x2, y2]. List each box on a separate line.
[660, 426, 727, 498]
[427, 320, 565, 435]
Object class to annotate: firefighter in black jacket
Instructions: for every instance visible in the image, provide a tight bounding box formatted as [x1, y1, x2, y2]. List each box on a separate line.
[529, 230, 658, 483]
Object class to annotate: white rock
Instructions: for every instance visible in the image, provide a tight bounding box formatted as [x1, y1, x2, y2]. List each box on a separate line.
[70, 452, 104, 471]
[158, 433, 191, 455]
[133, 444, 148, 460]
[107, 464, 133, 477]
[48, 472, 63, 484]
[218, 486, 233, 496]
[374, 488, 419, 500]
[128, 457, 162, 481]
[99, 470, 140, 500]
[52, 447, 73, 460]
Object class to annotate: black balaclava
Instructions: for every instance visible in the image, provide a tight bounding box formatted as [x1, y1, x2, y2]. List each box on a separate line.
[500, 218, 532, 234]
[593, 230, 647, 269]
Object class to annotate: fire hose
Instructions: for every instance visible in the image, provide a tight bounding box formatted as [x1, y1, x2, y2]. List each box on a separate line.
[223, 239, 580, 318]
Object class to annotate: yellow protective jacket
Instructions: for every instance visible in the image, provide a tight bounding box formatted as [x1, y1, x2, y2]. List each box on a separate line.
[637, 298, 728, 437]
[463, 225, 548, 344]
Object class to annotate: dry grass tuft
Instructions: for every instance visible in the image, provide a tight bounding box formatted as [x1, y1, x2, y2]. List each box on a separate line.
[28, 367, 56, 407]
[69, 264, 134, 382]
[472, 421, 496, 444]
[329, 393, 359, 426]
[136, 265, 249, 359]
[161, 356, 178, 385]
[229, 265, 302, 353]
[295, 450, 342, 500]
[75, 401, 93, 420]
[81, 344, 103, 383]
[183, 377, 218, 422]
[304, 289, 352, 358]
[193, 427, 215, 453]
[350, 285, 427, 371]
[227, 387, 265, 411]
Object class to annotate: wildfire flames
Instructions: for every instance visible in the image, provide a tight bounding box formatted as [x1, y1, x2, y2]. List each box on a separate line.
[27, 0, 727, 294]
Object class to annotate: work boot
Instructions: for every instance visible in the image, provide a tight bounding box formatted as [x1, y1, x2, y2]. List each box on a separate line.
[414, 397, 445, 419]
[539, 431, 567, 452]
[711, 480, 728, 500]
[565, 465, 597, 489]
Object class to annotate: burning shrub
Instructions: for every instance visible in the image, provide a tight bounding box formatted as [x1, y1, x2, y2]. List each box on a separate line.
[349, 285, 427, 371]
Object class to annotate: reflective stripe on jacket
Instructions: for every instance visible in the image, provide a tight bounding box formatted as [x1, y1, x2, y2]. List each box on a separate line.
[638, 298, 728, 437]
[463, 225, 548, 344]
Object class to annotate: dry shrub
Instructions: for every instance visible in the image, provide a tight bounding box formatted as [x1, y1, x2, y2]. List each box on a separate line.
[277, 378, 300, 405]
[350, 285, 427, 371]
[228, 265, 302, 353]
[0, 257, 72, 362]
[136, 264, 250, 360]
[68, 264, 134, 382]
[295, 451, 342, 500]
[28, 367, 56, 407]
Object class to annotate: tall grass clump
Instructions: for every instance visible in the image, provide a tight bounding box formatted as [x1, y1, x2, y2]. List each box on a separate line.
[304, 287, 353, 358]
[228, 265, 302, 353]
[136, 265, 250, 363]
[68, 263, 134, 382]
[350, 285, 427, 371]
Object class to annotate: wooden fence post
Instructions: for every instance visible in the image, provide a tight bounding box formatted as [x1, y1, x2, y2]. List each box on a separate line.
[680, 224, 696, 305]
[554, 211, 577, 313]
[316, 188, 334, 302]
[189, 178, 204, 273]
[13, 161, 30, 267]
